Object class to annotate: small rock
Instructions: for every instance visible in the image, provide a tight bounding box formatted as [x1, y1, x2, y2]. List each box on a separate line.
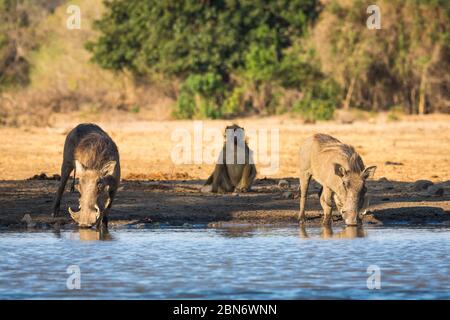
[385, 161, 404, 166]
[278, 179, 290, 190]
[378, 177, 389, 182]
[427, 185, 444, 197]
[39, 223, 51, 230]
[200, 185, 213, 193]
[337, 110, 355, 124]
[282, 191, 293, 199]
[303, 118, 316, 124]
[21, 214, 36, 228]
[412, 180, 434, 191]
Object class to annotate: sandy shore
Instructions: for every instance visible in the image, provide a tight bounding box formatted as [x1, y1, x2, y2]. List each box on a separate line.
[0, 115, 449, 229]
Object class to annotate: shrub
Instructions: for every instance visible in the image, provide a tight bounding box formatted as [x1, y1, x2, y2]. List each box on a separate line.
[387, 105, 404, 121]
[292, 79, 341, 121]
[173, 73, 225, 119]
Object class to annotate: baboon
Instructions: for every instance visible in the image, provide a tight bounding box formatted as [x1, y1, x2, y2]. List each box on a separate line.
[202, 124, 256, 193]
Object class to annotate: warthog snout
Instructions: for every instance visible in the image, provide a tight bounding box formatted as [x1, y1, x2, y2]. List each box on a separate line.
[344, 217, 359, 226]
[341, 210, 359, 226]
[69, 204, 102, 228]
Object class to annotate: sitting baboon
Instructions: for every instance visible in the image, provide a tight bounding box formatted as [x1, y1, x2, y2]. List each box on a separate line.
[202, 124, 256, 193]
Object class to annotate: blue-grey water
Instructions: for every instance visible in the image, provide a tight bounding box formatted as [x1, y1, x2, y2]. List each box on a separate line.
[1, 226, 450, 299]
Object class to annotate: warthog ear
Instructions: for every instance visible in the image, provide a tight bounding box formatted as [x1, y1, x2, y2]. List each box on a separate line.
[362, 166, 377, 180]
[334, 163, 347, 178]
[101, 161, 116, 177]
[75, 160, 86, 174]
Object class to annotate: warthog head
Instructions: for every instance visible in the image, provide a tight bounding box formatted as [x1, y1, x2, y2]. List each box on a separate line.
[69, 160, 116, 228]
[333, 164, 377, 226]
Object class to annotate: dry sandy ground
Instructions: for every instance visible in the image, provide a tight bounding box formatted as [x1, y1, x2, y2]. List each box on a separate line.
[0, 115, 449, 229]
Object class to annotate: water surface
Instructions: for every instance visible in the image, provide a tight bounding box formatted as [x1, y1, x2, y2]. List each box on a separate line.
[1, 226, 449, 299]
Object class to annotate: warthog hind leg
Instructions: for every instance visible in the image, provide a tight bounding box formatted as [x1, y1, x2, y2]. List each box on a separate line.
[298, 172, 312, 224]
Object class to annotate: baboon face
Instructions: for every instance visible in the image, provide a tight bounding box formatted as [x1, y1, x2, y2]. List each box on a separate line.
[224, 124, 245, 145]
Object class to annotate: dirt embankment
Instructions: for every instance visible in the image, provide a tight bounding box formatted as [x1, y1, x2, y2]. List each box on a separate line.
[0, 116, 449, 229]
[0, 178, 449, 229]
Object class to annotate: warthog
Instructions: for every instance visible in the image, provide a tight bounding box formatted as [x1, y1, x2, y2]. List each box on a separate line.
[298, 134, 376, 226]
[52, 123, 120, 228]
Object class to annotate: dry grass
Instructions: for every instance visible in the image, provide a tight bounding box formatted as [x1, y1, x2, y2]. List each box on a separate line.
[0, 0, 173, 127]
[0, 115, 449, 182]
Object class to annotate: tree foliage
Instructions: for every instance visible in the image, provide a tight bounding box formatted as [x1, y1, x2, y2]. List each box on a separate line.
[87, 0, 318, 78]
[313, 0, 450, 114]
[87, 0, 325, 118]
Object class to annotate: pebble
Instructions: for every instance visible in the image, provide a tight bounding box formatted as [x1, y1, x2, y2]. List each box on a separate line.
[427, 185, 444, 197]
[282, 191, 293, 199]
[412, 180, 434, 191]
[278, 180, 290, 190]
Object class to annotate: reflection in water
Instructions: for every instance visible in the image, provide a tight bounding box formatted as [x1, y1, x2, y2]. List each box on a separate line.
[79, 227, 113, 241]
[218, 226, 268, 238]
[2, 226, 450, 299]
[299, 225, 366, 239]
[299, 225, 309, 239]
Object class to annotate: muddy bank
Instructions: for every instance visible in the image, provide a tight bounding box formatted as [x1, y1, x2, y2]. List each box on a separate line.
[0, 178, 449, 230]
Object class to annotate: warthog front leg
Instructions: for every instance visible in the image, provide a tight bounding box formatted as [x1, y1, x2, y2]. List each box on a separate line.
[70, 167, 76, 193]
[320, 187, 333, 225]
[52, 162, 73, 217]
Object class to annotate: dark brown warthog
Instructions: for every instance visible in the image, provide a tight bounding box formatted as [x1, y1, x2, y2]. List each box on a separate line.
[52, 123, 120, 228]
[298, 134, 376, 226]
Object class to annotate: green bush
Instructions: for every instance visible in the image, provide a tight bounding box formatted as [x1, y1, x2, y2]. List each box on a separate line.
[173, 73, 225, 119]
[222, 86, 247, 116]
[87, 0, 320, 118]
[387, 105, 404, 121]
[293, 80, 341, 121]
[293, 97, 335, 121]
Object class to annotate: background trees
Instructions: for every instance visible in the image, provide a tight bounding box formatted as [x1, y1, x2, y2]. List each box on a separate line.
[86, 0, 323, 118]
[0, 0, 449, 124]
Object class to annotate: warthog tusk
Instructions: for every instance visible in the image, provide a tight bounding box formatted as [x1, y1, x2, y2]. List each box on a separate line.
[105, 197, 111, 209]
[68, 207, 80, 222]
[94, 204, 101, 219]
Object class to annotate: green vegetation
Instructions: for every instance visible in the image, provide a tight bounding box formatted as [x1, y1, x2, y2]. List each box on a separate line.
[313, 0, 450, 114]
[174, 72, 225, 119]
[0, 0, 449, 124]
[86, 0, 322, 119]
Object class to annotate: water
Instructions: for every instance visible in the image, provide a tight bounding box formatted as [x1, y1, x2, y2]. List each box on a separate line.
[1, 226, 450, 299]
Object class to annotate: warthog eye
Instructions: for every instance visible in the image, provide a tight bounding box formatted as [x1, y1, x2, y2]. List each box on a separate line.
[97, 181, 104, 191]
[343, 181, 350, 190]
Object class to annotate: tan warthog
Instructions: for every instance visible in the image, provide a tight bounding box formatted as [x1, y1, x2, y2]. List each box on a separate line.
[298, 134, 376, 226]
[52, 123, 120, 228]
